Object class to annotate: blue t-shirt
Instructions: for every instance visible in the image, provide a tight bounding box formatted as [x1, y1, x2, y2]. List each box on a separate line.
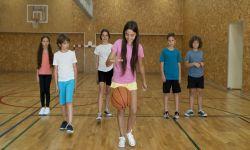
[185, 50, 204, 77]
[160, 48, 182, 80]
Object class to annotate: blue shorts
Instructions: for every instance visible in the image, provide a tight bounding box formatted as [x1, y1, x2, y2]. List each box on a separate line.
[58, 80, 75, 105]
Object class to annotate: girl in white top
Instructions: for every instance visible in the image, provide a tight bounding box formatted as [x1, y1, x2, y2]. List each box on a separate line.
[94, 29, 113, 121]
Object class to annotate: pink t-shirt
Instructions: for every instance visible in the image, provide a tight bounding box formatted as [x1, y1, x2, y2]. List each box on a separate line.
[112, 39, 144, 84]
[38, 51, 52, 75]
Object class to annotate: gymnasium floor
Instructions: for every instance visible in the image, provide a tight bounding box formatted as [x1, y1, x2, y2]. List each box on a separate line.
[0, 73, 249, 150]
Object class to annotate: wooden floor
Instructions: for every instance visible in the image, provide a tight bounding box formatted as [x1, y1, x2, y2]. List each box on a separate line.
[0, 73, 249, 150]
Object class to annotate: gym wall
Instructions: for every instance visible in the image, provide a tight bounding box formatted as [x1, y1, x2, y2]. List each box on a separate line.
[183, 0, 250, 92]
[0, 0, 183, 73]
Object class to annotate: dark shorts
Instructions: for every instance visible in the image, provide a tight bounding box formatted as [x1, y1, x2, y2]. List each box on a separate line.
[98, 69, 113, 86]
[187, 76, 204, 89]
[163, 80, 181, 93]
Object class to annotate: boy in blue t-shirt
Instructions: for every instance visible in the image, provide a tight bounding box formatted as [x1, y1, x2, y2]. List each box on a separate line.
[184, 35, 207, 117]
[160, 33, 182, 119]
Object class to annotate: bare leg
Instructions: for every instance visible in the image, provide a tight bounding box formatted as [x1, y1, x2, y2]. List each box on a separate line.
[117, 109, 125, 136]
[163, 93, 170, 112]
[97, 82, 105, 113]
[105, 85, 111, 112]
[189, 88, 196, 110]
[197, 88, 203, 111]
[127, 90, 137, 133]
[66, 103, 73, 124]
[174, 93, 180, 112]
[61, 105, 67, 121]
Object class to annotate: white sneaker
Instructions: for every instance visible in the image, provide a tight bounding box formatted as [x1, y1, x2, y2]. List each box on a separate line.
[126, 131, 136, 147]
[44, 107, 50, 115]
[104, 110, 112, 117]
[38, 107, 45, 116]
[96, 113, 102, 121]
[184, 109, 194, 117]
[118, 136, 126, 148]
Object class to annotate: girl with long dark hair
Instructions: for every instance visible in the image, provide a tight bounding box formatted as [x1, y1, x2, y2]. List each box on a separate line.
[36, 36, 53, 116]
[106, 21, 147, 148]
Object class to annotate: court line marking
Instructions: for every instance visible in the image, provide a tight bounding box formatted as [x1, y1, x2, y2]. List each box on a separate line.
[152, 94, 249, 149]
[150, 96, 200, 149]
[0, 95, 58, 137]
[1, 75, 249, 148]
[1, 76, 86, 148]
[239, 117, 250, 123]
[0, 100, 60, 149]
[173, 118, 200, 150]
[0, 75, 86, 126]
[30, 114, 245, 118]
[206, 83, 250, 101]
[0, 100, 96, 109]
[0, 93, 56, 126]
[152, 96, 250, 118]
[202, 101, 250, 118]
[1, 118, 40, 149]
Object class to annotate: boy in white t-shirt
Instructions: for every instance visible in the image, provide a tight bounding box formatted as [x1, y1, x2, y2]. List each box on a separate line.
[53, 34, 77, 134]
[94, 29, 113, 121]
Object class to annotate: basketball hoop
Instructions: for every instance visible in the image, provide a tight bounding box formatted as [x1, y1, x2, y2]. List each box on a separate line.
[31, 19, 39, 28]
[31, 16, 40, 29]
[27, 5, 48, 28]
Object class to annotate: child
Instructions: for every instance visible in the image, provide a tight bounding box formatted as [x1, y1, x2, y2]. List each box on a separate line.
[184, 35, 207, 117]
[94, 29, 113, 121]
[36, 36, 53, 116]
[106, 21, 147, 148]
[160, 33, 182, 119]
[53, 34, 78, 134]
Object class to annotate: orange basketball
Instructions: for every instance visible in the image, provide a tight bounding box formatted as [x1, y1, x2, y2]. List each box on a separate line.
[111, 87, 131, 110]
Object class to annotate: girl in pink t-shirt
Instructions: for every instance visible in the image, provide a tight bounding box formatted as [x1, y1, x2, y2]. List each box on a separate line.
[106, 21, 147, 148]
[36, 36, 53, 116]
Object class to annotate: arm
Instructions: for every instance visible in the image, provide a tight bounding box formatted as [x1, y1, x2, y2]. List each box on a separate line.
[95, 55, 99, 70]
[106, 51, 116, 67]
[178, 62, 181, 83]
[160, 62, 166, 82]
[185, 52, 200, 68]
[95, 55, 99, 84]
[36, 69, 39, 82]
[54, 66, 58, 93]
[200, 51, 205, 67]
[185, 61, 200, 68]
[138, 57, 147, 90]
[185, 61, 193, 68]
[200, 62, 205, 67]
[73, 63, 78, 91]
[106, 51, 122, 67]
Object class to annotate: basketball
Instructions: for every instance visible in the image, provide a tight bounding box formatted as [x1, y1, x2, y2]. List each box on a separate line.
[111, 87, 131, 110]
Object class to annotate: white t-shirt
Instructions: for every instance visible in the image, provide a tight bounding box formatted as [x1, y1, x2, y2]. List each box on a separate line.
[94, 44, 113, 72]
[53, 50, 77, 81]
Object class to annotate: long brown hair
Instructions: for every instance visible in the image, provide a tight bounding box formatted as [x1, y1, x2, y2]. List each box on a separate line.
[37, 36, 53, 69]
[121, 21, 139, 75]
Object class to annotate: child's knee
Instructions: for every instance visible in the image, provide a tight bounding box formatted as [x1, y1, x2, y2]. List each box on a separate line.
[130, 107, 137, 115]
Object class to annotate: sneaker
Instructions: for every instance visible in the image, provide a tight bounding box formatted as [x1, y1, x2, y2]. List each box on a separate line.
[38, 107, 45, 116]
[126, 131, 136, 147]
[104, 110, 112, 117]
[184, 109, 194, 117]
[44, 107, 50, 115]
[198, 110, 207, 117]
[163, 111, 169, 119]
[173, 111, 180, 119]
[60, 121, 68, 130]
[118, 136, 126, 148]
[96, 113, 102, 121]
[66, 124, 74, 134]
